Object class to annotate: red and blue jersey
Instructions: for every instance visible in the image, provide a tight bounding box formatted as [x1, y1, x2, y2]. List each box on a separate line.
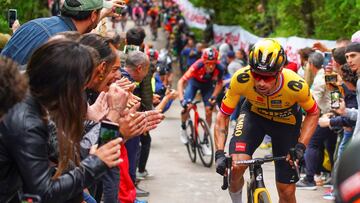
[181, 59, 224, 85]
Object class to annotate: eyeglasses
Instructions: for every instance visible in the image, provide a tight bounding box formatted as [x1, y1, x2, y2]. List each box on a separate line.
[250, 70, 278, 82]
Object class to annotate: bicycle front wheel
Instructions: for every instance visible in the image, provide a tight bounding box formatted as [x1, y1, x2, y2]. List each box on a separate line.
[257, 191, 271, 203]
[196, 118, 214, 167]
[185, 119, 196, 163]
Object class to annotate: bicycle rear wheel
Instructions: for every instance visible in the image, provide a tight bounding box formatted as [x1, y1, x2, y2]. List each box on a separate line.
[185, 119, 196, 163]
[196, 118, 214, 167]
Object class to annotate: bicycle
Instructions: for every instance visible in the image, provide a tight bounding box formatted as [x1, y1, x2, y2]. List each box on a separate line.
[221, 156, 288, 203]
[183, 100, 214, 167]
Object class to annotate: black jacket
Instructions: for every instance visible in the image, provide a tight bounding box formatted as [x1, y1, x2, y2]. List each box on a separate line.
[0, 95, 107, 203]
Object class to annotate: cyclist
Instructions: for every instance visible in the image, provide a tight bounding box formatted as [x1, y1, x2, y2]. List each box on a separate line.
[178, 47, 224, 144]
[214, 39, 320, 203]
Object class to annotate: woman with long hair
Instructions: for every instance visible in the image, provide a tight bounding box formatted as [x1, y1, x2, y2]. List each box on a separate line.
[0, 40, 125, 203]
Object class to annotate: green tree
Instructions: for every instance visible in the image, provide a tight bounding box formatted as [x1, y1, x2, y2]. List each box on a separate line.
[0, 0, 49, 34]
[190, 0, 360, 40]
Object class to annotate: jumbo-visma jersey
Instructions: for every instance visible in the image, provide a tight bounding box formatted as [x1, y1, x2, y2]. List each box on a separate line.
[220, 67, 318, 125]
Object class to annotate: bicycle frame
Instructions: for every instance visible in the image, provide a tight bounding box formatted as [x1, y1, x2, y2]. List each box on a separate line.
[187, 102, 200, 139]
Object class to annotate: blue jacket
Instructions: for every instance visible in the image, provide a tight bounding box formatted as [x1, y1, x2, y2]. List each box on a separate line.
[1, 16, 76, 65]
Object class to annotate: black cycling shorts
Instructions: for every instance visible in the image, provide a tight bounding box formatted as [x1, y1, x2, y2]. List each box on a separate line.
[229, 102, 302, 184]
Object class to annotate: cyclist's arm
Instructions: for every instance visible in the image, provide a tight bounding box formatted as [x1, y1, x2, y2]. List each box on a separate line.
[297, 81, 320, 146]
[177, 66, 196, 100]
[214, 112, 230, 151]
[214, 73, 243, 150]
[211, 81, 223, 99]
[299, 107, 320, 146]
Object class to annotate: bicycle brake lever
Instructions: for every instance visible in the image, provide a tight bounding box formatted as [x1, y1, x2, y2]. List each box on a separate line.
[289, 149, 300, 179]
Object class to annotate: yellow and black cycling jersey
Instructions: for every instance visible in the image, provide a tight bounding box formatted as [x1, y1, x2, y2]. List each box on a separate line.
[220, 67, 318, 125]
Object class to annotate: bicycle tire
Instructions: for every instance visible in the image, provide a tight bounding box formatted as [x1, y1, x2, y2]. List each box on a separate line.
[247, 181, 254, 203]
[185, 119, 196, 163]
[257, 191, 271, 203]
[196, 118, 214, 167]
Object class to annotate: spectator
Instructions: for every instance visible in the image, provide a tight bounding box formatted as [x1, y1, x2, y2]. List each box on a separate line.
[180, 38, 201, 73]
[226, 50, 243, 76]
[0, 56, 27, 119]
[203, 17, 214, 45]
[334, 139, 360, 203]
[336, 43, 360, 140]
[235, 48, 248, 67]
[1, 0, 121, 65]
[296, 52, 337, 190]
[119, 51, 151, 200]
[297, 47, 315, 84]
[0, 40, 123, 203]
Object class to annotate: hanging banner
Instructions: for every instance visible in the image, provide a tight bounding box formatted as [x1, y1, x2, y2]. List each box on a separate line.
[173, 0, 209, 30]
[173, 0, 336, 64]
[213, 24, 336, 63]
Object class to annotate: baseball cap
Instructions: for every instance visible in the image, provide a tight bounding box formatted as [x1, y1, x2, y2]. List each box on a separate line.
[227, 50, 235, 58]
[63, 0, 113, 12]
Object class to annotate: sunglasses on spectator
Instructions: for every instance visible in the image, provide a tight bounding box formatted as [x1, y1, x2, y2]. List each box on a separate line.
[250, 70, 278, 82]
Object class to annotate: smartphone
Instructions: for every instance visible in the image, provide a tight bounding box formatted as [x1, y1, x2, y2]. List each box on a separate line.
[21, 194, 41, 203]
[330, 91, 341, 109]
[325, 73, 338, 84]
[99, 121, 120, 145]
[8, 9, 17, 28]
[323, 52, 332, 67]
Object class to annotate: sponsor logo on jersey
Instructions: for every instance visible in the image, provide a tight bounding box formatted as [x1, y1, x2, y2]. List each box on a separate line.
[257, 107, 293, 118]
[237, 73, 250, 83]
[271, 100, 282, 108]
[235, 142, 247, 152]
[288, 80, 304, 92]
[234, 114, 245, 136]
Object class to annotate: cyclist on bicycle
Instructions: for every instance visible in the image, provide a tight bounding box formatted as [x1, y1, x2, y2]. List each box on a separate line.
[214, 39, 320, 203]
[178, 47, 224, 144]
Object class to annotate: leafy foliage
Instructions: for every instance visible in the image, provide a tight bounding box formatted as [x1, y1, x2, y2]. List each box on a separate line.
[190, 0, 360, 40]
[0, 0, 49, 34]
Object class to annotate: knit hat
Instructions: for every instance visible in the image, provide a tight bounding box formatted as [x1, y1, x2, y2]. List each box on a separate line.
[345, 42, 360, 54]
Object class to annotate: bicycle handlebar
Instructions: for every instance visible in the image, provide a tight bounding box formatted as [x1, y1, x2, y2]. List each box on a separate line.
[233, 156, 286, 165]
[220, 156, 287, 190]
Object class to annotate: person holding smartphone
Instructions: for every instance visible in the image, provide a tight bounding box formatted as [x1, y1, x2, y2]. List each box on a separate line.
[0, 40, 123, 203]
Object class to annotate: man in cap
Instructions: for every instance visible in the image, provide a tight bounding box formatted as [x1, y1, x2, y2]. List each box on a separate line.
[1, 0, 124, 66]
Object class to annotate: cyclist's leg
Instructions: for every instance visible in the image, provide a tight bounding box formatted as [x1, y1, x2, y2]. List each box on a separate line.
[200, 83, 214, 127]
[268, 118, 301, 203]
[228, 104, 266, 202]
[181, 79, 199, 127]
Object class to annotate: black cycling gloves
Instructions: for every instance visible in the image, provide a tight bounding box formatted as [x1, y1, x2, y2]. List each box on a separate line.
[215, 150, 227, 176]
[289, 142, 306, 162]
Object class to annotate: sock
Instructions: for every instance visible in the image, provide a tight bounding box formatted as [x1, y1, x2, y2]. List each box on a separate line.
[181, 122, 186, 129]
[229, 189, 242, 203]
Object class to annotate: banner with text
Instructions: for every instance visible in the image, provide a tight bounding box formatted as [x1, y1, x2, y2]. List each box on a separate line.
[174, 0, 336, 64]
[174, 0, 209, 30]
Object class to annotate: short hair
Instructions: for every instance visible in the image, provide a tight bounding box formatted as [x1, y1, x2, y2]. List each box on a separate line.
[332, 47, 347, 66]
[79, 33, 116, 66]
[298, 47, 314, 61]
[61, 0, 100, 20]
[308, 52, 324, 69]
[126, 27, 146, 46]
[0, 56, 28, 117]
[341, 63, 357, 87]
[126, 51, 148, 69]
